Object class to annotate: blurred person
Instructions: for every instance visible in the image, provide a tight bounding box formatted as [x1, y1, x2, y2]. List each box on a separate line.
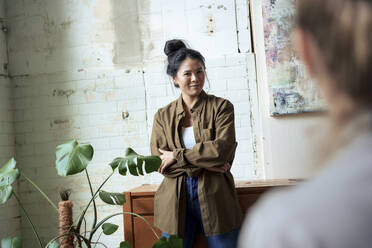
[239, 0, 372, 247]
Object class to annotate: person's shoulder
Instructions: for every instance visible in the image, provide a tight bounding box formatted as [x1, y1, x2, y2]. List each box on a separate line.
[154, 98, 178, 119]
[239, 187, 303, 247]
[245, 179, 323, 229]
[205, 93, 234, 110]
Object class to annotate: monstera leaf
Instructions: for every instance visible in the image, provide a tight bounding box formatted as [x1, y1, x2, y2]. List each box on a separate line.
[56, 140, 93, 176]
[152, 235, 183, 248]
[109, 148, 161, 176]
[119, 241, 131, 248]
[1, 237, 22, 248]
[0, 158, 20, 205]
[99, 190, 126, 205]
[102, 223, 119, 235]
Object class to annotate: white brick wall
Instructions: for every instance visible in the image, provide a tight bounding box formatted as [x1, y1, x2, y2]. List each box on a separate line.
[0, 76, 20, 239]
[4, 0, 260, 246]
[0, 0, 20, 239]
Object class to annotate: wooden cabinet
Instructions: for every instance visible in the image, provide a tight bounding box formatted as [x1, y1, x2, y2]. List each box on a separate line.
[123, 179, 299, 248]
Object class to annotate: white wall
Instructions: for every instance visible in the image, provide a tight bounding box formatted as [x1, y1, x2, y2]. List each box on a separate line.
[2, 0, 331, 245]
[251, 0, 329, 179]
[5, 0, 260, 246]
[0, 0, 20, 239]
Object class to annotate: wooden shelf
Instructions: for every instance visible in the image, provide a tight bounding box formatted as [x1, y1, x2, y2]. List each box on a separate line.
[123, 179, 299, 247]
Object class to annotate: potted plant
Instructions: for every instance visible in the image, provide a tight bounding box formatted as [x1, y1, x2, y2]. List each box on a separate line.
[0, 140, 182, 248]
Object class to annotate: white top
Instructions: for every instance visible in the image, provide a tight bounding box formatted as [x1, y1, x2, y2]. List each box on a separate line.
[238, 127, 372, 248]
[182, 126, 196, 149]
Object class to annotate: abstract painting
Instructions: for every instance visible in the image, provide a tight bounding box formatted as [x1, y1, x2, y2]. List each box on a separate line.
[262, 0, 326, 115]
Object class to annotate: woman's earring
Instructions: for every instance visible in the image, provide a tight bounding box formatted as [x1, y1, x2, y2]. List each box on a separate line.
[169, 78, 180, 96]
[173, 79, 179, 88]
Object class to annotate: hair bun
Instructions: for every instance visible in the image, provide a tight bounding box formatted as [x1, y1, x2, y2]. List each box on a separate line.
[164, 39, 186, 56]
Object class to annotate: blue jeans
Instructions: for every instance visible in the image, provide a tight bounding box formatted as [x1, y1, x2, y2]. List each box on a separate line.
[162, 176, 240, 248]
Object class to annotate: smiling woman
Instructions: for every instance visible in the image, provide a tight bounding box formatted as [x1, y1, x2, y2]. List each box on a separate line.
[150, 39, 243, 248]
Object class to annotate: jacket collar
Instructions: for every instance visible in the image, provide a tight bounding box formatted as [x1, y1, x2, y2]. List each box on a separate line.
[176, 90, 207, 116]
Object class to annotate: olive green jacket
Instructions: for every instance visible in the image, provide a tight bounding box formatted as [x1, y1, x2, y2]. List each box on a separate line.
[150, 91, 243, 237]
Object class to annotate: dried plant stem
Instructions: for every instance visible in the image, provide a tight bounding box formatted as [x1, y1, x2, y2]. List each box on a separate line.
[59, 200, 74, 248]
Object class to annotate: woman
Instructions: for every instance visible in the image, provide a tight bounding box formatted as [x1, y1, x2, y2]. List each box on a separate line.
[239, 0, 372, 247]
[150, 39, 242, 247]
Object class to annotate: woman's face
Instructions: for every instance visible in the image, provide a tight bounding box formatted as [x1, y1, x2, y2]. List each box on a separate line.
[173, 57, 205, 98]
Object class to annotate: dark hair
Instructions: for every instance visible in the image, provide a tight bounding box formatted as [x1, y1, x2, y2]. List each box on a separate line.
[164, 39, 206, 82]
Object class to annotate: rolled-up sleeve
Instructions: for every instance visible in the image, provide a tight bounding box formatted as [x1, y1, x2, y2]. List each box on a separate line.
[150, 111, 189, 177]
[150, 111, 169, 156]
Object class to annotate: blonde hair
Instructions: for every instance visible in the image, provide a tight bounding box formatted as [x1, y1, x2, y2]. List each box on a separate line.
[297, 0, 372, 108]
[296, 0, 372, 167]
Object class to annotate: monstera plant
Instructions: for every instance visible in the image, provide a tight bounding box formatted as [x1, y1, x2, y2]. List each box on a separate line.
[0, 140, 182, 248]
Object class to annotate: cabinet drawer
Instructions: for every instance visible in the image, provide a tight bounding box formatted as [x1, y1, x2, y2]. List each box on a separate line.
[132, 193, 262, 215]
[133, 216, 162, 247]
[238, 194, 261, 214]
[132, 196, 154, 214]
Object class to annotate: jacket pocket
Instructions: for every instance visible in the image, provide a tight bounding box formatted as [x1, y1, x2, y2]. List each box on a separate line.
[201, 128, 214, 141]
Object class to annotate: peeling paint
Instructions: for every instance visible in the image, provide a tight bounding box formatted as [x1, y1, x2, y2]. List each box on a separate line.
[52, 89, 75, 97]
[217, 5, 227, 10]
[207, 15, 216, 35]
[245, 57, 261, 178]
[53, 119, 69, 124]
[50, 119, 71, 128]
[111, 1, 144, 65]
[122, 111, 129, 119]
[42, 14, 56, 34]
[44, 42, 55, 58]
[60, 17, 73, 30]
[200, 4, 213, 9]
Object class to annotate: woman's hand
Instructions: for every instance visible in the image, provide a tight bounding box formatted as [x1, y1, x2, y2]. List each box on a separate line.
[158, 148, 176, 174]
[205, 163, 231, 173]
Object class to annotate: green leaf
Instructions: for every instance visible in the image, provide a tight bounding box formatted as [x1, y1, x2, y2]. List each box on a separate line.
[102, 223, 119, 235]
[1, 237, 22, 248]
[152, 236, 182, 248]
[0, 158, 19, 205]
[152, 237, 170, 248]
[56, 140, 94, 176]
[168, 235, 183, 247]
[119, 241, 131, 248]
[45, 240, 60, 248]
[110, 148, 161, 176]
[0, 158, 19, 187]
[109, 157, 127, 175]
[99, 190, 126, 205]
[0, 185, 13, 205]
